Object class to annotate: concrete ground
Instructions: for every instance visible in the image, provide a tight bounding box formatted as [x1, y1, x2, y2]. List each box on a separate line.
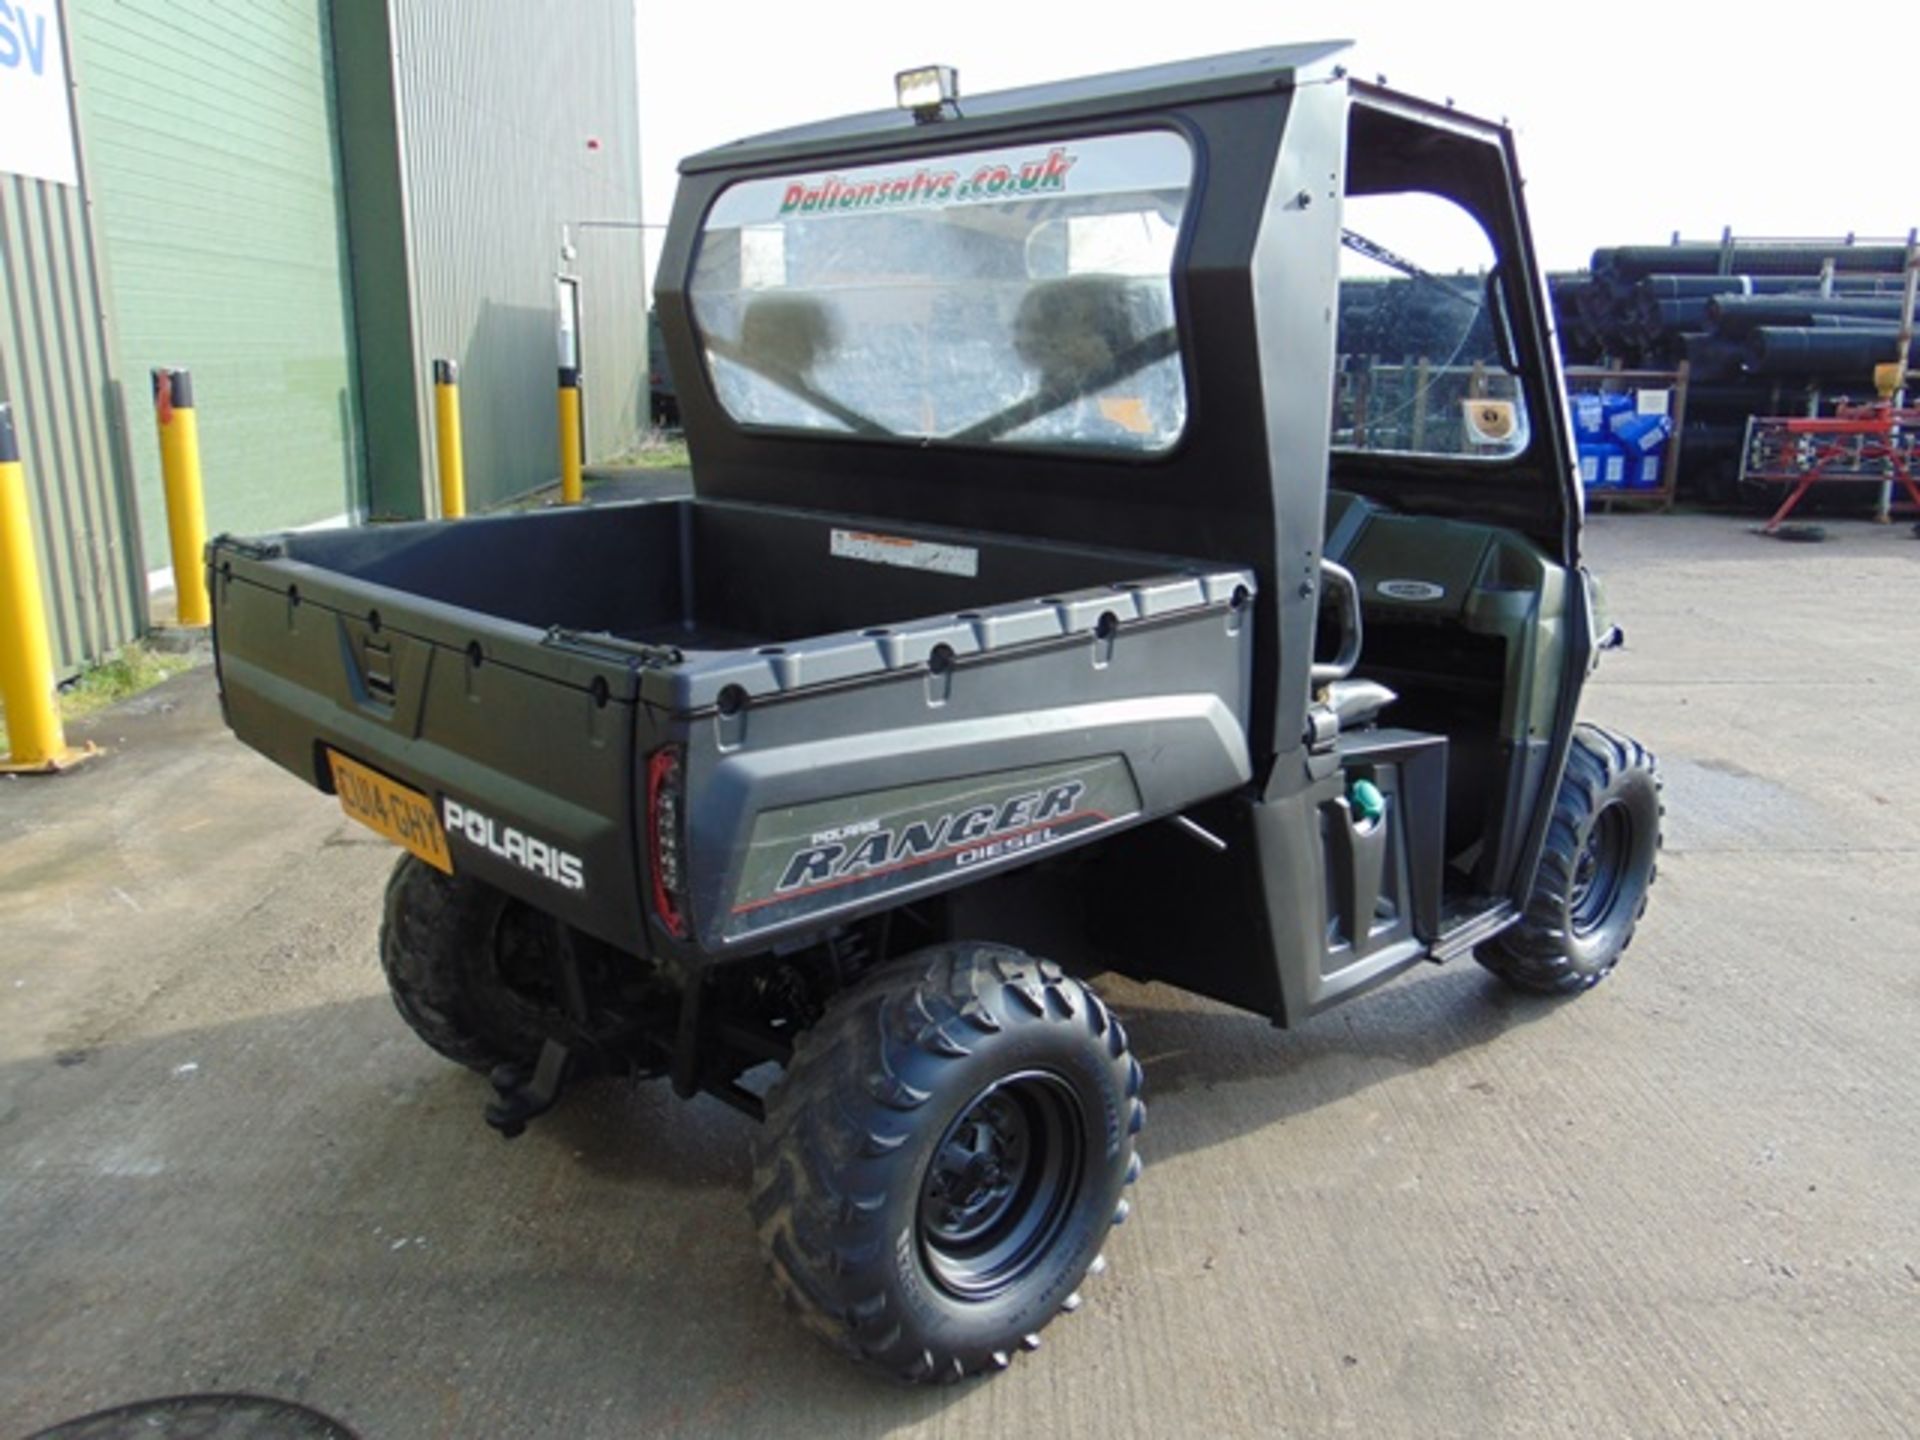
[2, 514, 1916, 1439]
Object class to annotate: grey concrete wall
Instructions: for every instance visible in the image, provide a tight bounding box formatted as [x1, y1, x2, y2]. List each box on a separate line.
[389, 0, 648, 513]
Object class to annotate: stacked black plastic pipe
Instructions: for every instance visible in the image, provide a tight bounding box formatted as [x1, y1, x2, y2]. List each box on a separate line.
[1548, 239, 1915, 502]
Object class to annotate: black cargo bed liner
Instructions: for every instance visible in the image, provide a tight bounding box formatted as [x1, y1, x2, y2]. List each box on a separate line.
[279, 498, 1181, 657]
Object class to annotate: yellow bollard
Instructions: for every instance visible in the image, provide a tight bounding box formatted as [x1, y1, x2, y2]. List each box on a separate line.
[152, 368, 211, 627]
[0, 402, 97, 773]
[558, 365, 584, 504]
[434, 359, 466, 518]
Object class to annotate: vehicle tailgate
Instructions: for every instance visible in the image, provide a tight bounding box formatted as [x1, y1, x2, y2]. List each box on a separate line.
[211, 543, 658, 953]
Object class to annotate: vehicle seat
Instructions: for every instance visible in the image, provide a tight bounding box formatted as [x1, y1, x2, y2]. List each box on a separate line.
[1309, 676, 1398, 750]
[740, 292, 838, 378]
[1012, 276, 1140, 392]
[1326, 677, 1397, 729]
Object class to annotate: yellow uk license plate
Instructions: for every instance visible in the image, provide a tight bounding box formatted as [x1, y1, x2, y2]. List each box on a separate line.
[327, 749, 454, 874]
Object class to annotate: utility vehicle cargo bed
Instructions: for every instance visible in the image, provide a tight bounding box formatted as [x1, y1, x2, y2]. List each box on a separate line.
[211, 499, 1258, 956]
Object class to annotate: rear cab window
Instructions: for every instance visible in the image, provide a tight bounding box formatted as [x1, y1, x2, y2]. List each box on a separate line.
[689, 131, 1194, 453]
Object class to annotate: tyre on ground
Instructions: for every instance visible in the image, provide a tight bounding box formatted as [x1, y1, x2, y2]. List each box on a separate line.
[750, 943, 1144, 1383]
[378, 854, 570, 1071]
[1477, 722, 1662, 995]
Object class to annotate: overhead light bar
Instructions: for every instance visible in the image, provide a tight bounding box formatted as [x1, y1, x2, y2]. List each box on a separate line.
[895, 65, 959, 123]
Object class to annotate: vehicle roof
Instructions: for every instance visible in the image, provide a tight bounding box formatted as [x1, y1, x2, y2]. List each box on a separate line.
[678, 40, 1354, 175]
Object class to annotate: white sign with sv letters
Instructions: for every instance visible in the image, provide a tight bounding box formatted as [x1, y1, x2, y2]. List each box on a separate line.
[0, 0, 79, 187]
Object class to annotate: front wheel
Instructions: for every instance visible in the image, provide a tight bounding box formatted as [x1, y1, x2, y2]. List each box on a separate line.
[750, 944, 1143, 1383]
[1478, 723, 1663, 994]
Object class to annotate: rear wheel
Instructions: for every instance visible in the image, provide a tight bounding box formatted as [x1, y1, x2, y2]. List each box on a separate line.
[750, 944, 1143, 1383]
[1478, 723, 1662, 995]
[378, 855, 570, 1071]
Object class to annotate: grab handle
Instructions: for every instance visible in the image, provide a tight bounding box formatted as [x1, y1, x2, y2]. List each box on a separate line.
[1311, 558, 1363, 686]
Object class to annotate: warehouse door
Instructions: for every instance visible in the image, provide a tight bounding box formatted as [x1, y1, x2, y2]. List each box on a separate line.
[67, 0, 363, 579]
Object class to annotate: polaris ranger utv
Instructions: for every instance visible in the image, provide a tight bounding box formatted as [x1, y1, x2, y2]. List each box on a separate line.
[209, 42, 1662, 1382]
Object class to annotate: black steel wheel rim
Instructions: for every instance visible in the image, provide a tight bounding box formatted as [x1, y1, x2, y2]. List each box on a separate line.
[917, 1070, 1086, 1301]
[1570, 803, 1630, 936]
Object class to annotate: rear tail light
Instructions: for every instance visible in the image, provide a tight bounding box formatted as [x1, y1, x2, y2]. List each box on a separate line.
[647, 745, 689, 938]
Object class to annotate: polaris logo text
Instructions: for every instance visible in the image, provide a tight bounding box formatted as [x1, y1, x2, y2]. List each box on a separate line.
[775, 781, 1086, 894]
[442, 799, 585, 892]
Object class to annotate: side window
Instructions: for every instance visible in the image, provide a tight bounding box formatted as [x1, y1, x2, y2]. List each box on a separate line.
[1333, 193, 1529, 460]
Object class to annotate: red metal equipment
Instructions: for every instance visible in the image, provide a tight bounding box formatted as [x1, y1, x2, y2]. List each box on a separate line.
[1740, 401, 1920, 532]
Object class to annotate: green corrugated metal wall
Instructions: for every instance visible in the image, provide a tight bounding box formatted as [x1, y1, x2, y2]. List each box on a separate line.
[68, 0, 362, 572]
[5, 0, 647, 682]
[0, 164, 145, 676]
[0, 0, 145, 678]
[328, 0, 421, 521]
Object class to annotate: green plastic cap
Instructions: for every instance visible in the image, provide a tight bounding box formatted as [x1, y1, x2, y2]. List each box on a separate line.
[1350, 778, 1385, 823]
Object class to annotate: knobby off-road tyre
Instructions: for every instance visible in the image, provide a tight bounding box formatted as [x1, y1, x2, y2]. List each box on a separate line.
[378, 854, 563, 1072]
[1478, 723, 1663, 995]
[750, 943, 1144, 1383]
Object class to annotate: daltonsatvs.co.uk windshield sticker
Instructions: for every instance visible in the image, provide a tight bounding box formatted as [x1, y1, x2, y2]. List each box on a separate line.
[778, 146, 1075, 216]
[703, 131, 1192, 228]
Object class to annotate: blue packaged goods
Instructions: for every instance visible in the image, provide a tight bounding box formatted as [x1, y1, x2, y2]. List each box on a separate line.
[1609, 411, 1673, 456]
[1578, 440, 1629, 488]
[1571, 393, 1606, 439]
